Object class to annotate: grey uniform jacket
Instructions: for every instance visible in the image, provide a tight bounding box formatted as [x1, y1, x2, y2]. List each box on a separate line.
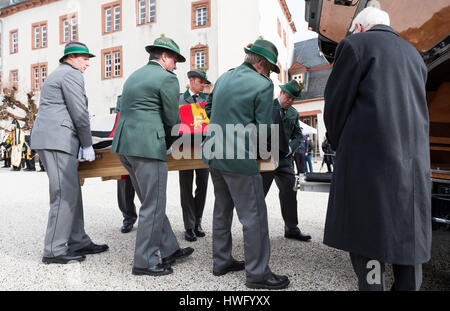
[31, 63, 92, 156]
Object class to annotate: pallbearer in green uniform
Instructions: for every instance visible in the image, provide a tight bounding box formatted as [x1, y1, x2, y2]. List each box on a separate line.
[202, 39, 290, 289]
[261, 80, 312, 242]
[111, 36, 194, 276]
[178, 69, 211, 242]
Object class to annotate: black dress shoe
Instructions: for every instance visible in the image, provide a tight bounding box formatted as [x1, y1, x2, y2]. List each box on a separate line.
[162, 247, 194, 265]
[71, 242, 109, 256]
[194, 224, 205, 237]
[284, 230, 311, 242]
[42, 254, 86, 264]
[132, 263, 173, 276]
[185, 229, 197, 242]
[246, 273, 290, 290]
[121, 223, 134, 233]
[213, 259, 245, 276]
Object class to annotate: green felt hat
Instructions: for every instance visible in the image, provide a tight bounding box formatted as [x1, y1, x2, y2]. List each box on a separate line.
[145, 36, 186, 63]
[187, 68, 211, 84]
[280, 79, 303, 98]
[59, 42, 95, 63]
[244, 39, 280, 74]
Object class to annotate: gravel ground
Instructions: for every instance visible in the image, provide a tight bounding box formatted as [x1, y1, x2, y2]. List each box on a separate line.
[0, 161, 449, 291]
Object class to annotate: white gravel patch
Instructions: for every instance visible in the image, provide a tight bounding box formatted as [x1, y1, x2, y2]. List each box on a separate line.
[0, 160, 448, 291]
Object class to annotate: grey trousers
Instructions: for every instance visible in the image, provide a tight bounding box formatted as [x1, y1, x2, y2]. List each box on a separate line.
[117, 175, 137, 226]
[118, 155, 179, 268]
[179, 168, 209, 230]
[38, 150, 92, 257]
[261, 164, 299, 231]
[209, 168, 272, 283]
[350, 253, 423, 291]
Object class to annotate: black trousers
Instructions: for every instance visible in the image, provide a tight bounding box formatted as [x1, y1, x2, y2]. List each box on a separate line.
[3, 156, 11, 167]
[179, 168, 209, 230]
[25, 150, 36, 170]
[350, 252, 422, 291]
[293, 152, 306, 174]
[261, 164, 298, 231]
[117, 175, 137, 226]
[39, 158, 45, 171]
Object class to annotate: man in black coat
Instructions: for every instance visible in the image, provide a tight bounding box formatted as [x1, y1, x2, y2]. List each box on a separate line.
[323, 7, 431, 291]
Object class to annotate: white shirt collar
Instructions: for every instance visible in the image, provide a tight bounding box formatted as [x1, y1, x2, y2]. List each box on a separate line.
[189, 88, 199, 97]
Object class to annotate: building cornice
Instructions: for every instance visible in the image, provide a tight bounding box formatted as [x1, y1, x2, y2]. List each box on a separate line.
[0, 0, 60, 18]
[278, 0, 296, 33]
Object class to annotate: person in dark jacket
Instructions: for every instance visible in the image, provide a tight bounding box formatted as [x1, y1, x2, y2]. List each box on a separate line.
[304, 136, 313, 172]
[261, 80, 311, 242]
[178, 69, 211, 242]
[323, 7, 431, 291]
[321, 136, 334, 173]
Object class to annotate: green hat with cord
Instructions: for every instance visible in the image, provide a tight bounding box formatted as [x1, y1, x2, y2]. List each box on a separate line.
[59, 41, 95, 63]
[280, 79, 303, 98]
[145, 35, 186, 63]
[244, 39, 280, 73]
[187, 68, 211, 84]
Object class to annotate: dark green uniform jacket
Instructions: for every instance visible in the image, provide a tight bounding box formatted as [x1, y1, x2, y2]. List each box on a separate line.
[111, 61, 181, 161]
[202, 62, 273, 175]
[274, 98, 303, 167]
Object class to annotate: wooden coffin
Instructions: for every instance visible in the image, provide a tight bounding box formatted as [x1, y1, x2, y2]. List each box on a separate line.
[78, 148, 278, 184]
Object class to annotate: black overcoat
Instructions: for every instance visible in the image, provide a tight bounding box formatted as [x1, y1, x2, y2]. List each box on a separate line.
[323, 25, 431, 265]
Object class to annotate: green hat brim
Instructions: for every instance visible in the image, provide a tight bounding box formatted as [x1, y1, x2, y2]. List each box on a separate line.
[279, 84, 300, 98]
[187, 71, 211, 84]
[145, 44, 186, 63]
[59, 52, 95, 63]
[244, 47, 280, 74]
[59, 46, 95, 63]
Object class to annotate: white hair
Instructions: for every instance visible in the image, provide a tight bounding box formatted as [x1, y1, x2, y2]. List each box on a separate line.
[349, 6, 390, 32]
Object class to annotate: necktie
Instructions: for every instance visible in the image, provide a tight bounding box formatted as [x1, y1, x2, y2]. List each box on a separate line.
[192, 94, 198, 102]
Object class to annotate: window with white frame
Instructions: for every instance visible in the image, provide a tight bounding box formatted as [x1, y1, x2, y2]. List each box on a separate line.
[60, 13, 78, 44]
[102, 46, 122, 80]
[137, 0, 156, 25]
[103, 1, 121, 34]
[114, 5, 120, 31]
[139, 0, 146, 24]
[10, 70, 18, 84]
[71, 17, 77, 41]
[32, 22, 47, 49]
[31, 63, 47, 91]
[190, 44, 209, 70]
[114, 51, 121, 77]
[105, 8, 112, 33]
[196, 7, 207, 26]
[105, 54, 112, 78]
[10, 30, 18, 54]
[191, 0, 210, 29]
[149, 0, 156, 23]
[42, 25, 47, 47]
[195, 51, 205, 68]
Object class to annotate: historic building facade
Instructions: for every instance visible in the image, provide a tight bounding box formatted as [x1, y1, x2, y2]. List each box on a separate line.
[0, 0, 296, 122]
